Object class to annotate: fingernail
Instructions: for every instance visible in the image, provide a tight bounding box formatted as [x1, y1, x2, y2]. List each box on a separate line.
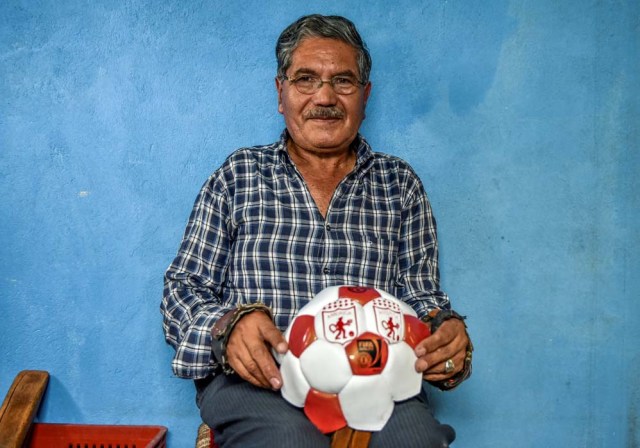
[415, 360, 428, 372]
[415, 347, 426, 357]
[270, 378, 282, 390]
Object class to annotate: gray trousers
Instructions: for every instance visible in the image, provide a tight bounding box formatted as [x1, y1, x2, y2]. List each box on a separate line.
[196, 374, 455, 448]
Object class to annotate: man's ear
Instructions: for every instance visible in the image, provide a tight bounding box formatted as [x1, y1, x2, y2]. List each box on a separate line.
[363, 81, 372, 107]
[362, 81, 372, 119]
[275, 77, 284, 114]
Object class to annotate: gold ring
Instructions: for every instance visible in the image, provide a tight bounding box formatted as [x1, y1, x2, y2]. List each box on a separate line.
[444, 358, 455, 374]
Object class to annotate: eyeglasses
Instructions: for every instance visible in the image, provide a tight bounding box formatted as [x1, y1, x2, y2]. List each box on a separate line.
[282, 74, 365, 95]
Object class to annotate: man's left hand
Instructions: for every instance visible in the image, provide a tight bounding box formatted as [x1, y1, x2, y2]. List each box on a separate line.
[414, 319, 469, 382]
[225, 311, 288, 390]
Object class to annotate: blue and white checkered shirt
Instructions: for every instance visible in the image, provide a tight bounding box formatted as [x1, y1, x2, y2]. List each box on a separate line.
[161, 131, 450, 379]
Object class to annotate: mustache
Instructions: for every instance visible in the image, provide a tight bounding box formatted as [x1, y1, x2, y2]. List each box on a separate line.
[304, 107, 345, 119]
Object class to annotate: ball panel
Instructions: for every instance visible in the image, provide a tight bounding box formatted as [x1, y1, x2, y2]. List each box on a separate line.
[345, 332, 389, 376]
[304, 389, 347, 434]
[339, 376, 394, 432]
[403, 315, 431, 349]
[383, 342, 422, 401]
[302, 286, 342, 315]
[338, 286, 381, 306]
[280, 353, 310, 407]
[299, 339, 352, 393]
[288, 314, 317, 358]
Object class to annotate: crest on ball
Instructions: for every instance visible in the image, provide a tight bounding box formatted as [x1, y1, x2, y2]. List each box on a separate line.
[371, 297, 404, 343]
[321, 298, 359, 343]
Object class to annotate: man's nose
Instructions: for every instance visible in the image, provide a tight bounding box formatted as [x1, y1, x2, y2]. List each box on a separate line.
[312, 81, 338, 105]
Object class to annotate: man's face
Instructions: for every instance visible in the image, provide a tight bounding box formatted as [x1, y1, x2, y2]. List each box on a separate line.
[276, 37, 372, 154]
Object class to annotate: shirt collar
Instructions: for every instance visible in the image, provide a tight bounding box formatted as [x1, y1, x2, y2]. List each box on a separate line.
[277, 129, 374, 173]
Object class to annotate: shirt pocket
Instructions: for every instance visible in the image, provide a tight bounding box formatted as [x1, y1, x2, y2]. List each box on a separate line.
[355, 233, 397, 264]
[339, 232, 399, 287]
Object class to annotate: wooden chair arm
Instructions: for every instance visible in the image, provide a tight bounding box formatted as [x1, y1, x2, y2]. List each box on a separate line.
[331, 427, 371, 448]
[0, 370, 50, 448]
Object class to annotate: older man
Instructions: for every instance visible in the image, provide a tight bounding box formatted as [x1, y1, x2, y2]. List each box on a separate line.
[162, 14, 472, 448]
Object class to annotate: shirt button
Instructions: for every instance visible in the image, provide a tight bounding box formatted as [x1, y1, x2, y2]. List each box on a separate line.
[323, 267, 330, 274]
[326, 224, 331, 231]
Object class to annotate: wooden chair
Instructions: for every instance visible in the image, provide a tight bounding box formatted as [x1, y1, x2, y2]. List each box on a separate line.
[0, 370, 50, 448]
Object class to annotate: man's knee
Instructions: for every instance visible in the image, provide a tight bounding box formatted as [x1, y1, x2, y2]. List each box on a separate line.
[370, 423, 453, 448]
[421, 423, 455, 448]
[211, 422, 329, 448]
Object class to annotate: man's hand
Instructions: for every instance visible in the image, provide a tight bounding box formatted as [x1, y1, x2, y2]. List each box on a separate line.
[414, 319, 469, 382]
[225, 311, 288, 390]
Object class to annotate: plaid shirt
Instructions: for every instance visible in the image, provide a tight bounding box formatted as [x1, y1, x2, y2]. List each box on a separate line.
[161, 131, 450, 379]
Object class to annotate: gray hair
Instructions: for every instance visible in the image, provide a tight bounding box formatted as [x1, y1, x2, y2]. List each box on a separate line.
[276, 14, 372, 84]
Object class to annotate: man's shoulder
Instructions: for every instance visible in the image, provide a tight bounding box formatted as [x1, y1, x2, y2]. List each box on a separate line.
[363, 148, 428, 201]
[223, 141, 282, 167]
[370, 150, 408, 165]
[202, 140, 283, 193]
[206, 141, 283, 180]
[368, 150, 420, 177]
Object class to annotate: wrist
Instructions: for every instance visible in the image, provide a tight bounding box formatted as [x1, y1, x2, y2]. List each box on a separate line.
[421, 308, 467, 333]
[422, 308, 473, 391]
[211, 303, 273, 374]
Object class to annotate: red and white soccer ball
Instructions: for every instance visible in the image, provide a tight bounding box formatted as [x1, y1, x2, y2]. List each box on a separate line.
[276, 286, 431, 433]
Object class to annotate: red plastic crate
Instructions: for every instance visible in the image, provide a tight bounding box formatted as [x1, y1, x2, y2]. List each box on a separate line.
[27, 423, 167, 448]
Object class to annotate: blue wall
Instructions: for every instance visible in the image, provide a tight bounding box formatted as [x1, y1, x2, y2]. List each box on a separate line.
[1, 1, 638, 446]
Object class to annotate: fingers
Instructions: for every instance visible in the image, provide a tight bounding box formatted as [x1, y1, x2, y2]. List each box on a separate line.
[414, 319, 469, 380]
[226, 311, 287, 390]
[260, 319, 289, 355]
[417, 318, 466, 354]
[421, 351, 467, 382]
[228, 344, 272, 388]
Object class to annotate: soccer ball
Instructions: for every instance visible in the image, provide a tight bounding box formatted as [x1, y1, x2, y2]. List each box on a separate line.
[276, 286, 431, 433]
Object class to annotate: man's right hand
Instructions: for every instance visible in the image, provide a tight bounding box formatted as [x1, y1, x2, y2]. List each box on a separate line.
[225, 311, 288, 390]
